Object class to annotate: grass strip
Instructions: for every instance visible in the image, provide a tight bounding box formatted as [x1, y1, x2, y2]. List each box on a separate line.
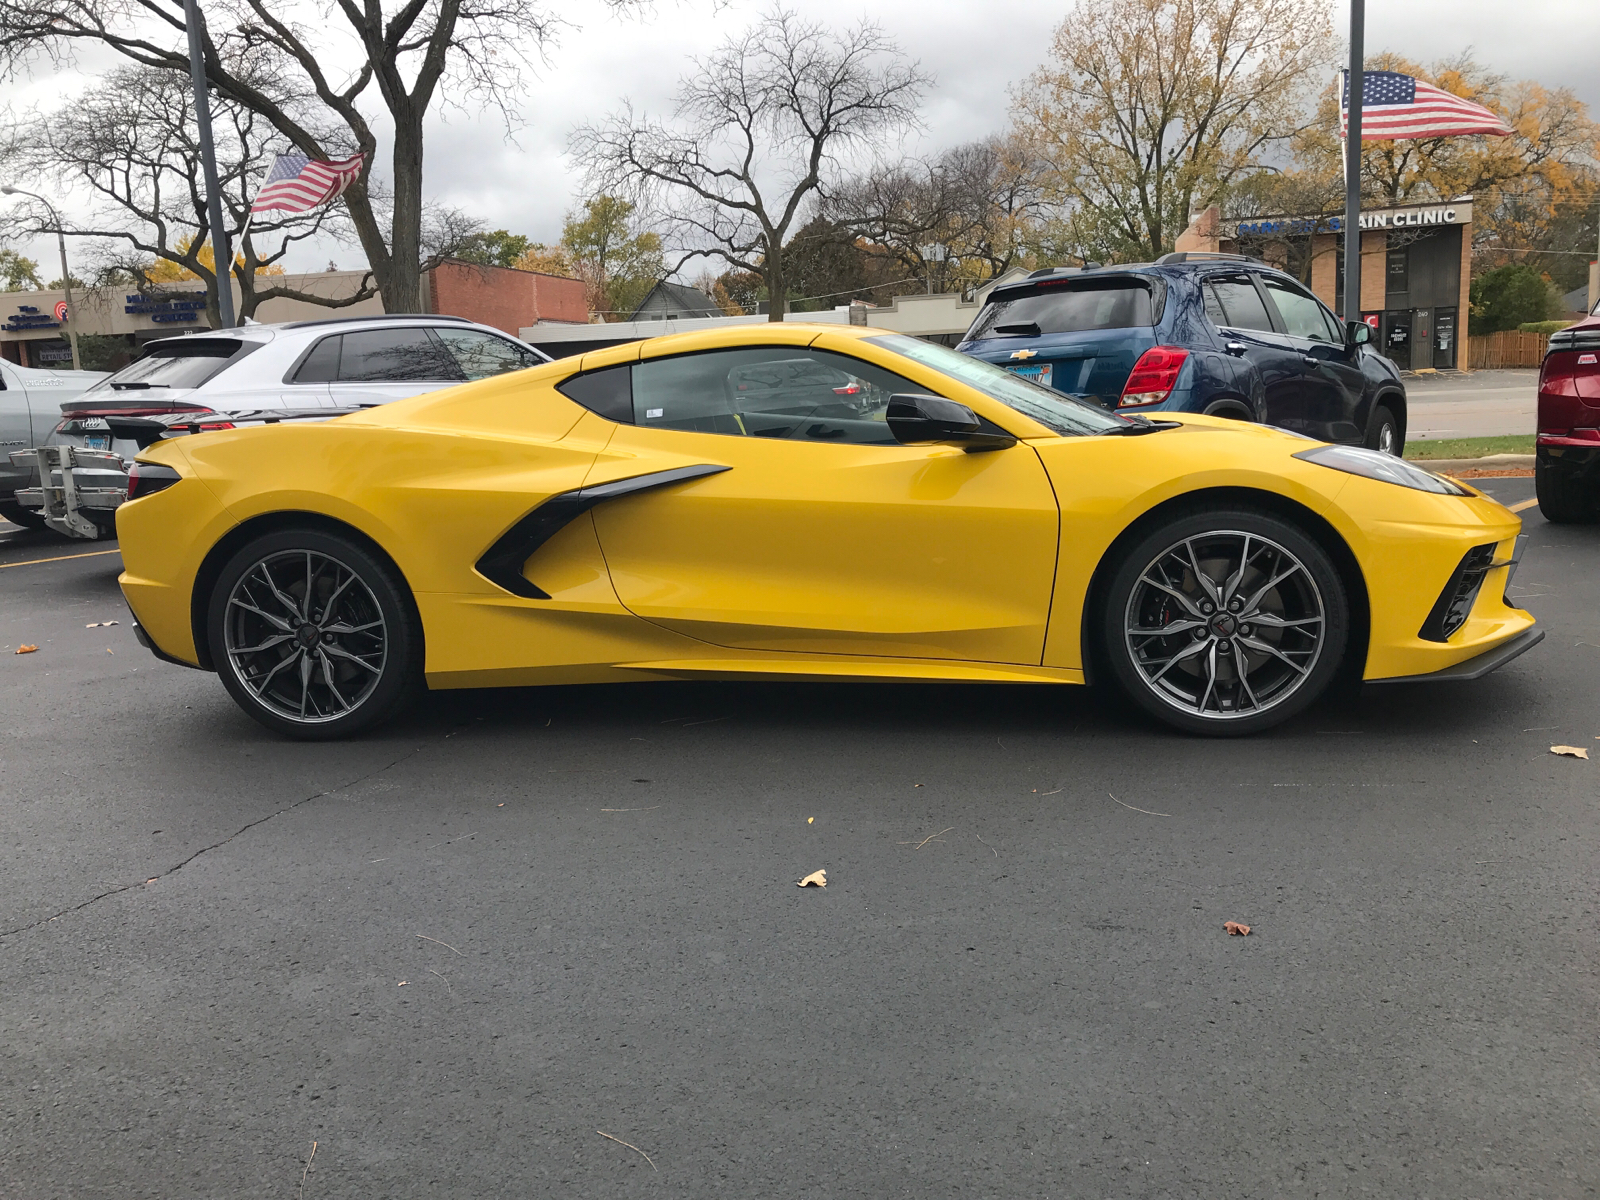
[1405, 434, 1534, 461]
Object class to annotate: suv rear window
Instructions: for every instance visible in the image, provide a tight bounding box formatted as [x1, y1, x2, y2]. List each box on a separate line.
[87, 338, 249, 392]
[967, 280, 1155, 340]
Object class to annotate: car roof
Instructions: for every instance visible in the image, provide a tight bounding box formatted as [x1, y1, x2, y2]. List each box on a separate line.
[986, 256, 1305, 303]
[138, 313, 535, 355]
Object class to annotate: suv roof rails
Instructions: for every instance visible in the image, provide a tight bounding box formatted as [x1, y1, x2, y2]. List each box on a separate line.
[279, 313, 478, 330]
[1025, 263, 1104, 279]
[1155, 251, 1257, 265]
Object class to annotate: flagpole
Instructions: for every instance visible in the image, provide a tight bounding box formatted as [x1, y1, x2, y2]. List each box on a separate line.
[183, 0, 235, 329]
[1342, 0, 1364, 330]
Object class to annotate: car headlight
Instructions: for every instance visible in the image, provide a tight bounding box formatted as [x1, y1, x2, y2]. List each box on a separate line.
[1292, 444, 1470, 496]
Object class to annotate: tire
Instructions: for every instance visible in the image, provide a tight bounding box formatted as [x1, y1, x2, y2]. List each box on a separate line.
[1366, 404, 1402, 456]
[1535, 456, 1597, 524]
[0, 499, 49, 531]
[1097, 506, 1350, 736]
[206, 528, 423, 739]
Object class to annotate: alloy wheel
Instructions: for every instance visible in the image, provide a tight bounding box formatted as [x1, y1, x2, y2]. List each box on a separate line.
[222, 549, 388, 724]
[1123, 530, 1327, 721]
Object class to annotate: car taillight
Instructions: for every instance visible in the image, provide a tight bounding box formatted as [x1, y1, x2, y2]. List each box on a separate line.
[1119, 346, 1190, 407]
[126, 461, 182, 501]
[833, 384, 862, 395]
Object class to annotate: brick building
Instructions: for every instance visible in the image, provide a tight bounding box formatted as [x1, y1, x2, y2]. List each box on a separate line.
[1178, 199, 1474, 371]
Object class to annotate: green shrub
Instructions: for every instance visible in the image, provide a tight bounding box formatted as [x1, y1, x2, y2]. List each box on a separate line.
[1517, 320, 1574, 335]
[1469, 264, 1558, 334]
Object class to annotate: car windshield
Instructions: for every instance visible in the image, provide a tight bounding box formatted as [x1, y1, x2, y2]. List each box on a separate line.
[966, 279, 1154, 339]
[866, 334, 1127, 437]
[84, 339, 245, 392]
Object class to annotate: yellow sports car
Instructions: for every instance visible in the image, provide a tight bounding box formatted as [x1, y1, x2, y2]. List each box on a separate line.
[114, 323, 1539, 739]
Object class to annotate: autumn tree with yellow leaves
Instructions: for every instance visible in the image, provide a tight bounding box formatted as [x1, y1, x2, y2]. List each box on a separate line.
[1011, 0, 1336, 264]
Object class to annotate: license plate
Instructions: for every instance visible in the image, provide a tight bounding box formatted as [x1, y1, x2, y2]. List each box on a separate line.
[84, 434, 111, 450]
[1005, 363, 1052, 388]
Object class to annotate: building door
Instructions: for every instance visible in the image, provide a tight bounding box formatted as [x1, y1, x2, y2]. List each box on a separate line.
[1410, 308, 1434, 371]
[1383, 311, 1411, 368]
[1434, 309, 1458, 369]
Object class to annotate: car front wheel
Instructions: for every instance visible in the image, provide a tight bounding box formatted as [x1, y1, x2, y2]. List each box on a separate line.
[207, 528, 423, 739]
[1098, 508, 1350, 736]
[1366, 404, 1402, 456]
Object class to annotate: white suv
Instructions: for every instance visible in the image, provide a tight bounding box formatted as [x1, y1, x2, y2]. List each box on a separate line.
[14, 314, 551, 537]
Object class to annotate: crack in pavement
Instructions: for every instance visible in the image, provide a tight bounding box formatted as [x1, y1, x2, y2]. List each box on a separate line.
[0, 745, 426, 943]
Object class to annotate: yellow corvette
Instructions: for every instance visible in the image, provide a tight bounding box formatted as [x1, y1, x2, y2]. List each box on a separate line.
[114, 323, 1538, 739]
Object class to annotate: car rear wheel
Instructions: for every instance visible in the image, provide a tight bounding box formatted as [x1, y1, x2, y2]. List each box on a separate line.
[0, 499, 49, 532]
[1366, 404, 1402, 456]
[1098, 508, 1350, 736]
[207, 528, 423, 739]
[1535, 456, 1598, 524]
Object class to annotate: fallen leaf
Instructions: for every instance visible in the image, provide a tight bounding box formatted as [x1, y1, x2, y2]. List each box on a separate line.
[85, 621, 119, 628]
[106, 649, 113, 655]
[1224, 921, 1251, 936]
[16, 644, 37, 654]
[797, 869, 827, 888]
[807, 817, 814, 824]
[1550, 745, 1589, 760]
[398, 980, 408, 986]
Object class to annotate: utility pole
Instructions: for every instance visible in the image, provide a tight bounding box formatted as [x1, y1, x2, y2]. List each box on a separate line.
[183, 0, 235, 328]
[1342, 0, 1364, 329]
[0, 185, 81, 370]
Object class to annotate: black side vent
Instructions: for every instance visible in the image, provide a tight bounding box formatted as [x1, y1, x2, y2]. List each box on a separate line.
[1419, 543, 1497, 643]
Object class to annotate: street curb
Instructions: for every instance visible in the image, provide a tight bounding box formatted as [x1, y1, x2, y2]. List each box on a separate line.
[1404, 453, 1535, 472]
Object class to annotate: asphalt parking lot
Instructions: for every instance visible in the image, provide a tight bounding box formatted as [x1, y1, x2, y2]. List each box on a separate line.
[2, 478, 1597, 1199]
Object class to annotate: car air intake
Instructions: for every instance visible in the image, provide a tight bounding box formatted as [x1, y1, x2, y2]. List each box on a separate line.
[1419, 543, 1497, 642]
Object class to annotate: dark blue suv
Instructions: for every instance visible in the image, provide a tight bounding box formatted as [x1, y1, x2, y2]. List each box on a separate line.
[957, 253, 1408, 454]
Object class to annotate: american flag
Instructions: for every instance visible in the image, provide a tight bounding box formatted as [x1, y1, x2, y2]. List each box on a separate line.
[249, 152, 365, 215]
[1341, 70, 1513, 141]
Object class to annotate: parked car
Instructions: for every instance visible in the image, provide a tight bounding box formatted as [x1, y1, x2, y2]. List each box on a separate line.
[0, 357, 110, 528]
[958, 253, 1408, 454]
[115, 323, 1536, 741]
[1534, 312, 1600, 523]
[11, 314, 550, 537]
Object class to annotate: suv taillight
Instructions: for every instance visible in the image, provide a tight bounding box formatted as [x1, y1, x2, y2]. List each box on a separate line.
[126, 461, 182, 501]
[1119, 346, 1190, 407]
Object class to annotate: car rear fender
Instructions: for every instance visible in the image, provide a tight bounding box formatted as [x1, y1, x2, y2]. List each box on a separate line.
[189, 510, 420, 672]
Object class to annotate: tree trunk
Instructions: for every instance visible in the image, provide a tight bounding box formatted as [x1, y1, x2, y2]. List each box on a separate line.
[764, 243, 786, 322]
[385, 116, 426, 313]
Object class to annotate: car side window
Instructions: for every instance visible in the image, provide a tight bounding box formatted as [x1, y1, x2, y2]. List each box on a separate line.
[630, 347, 923, 445]
[292, 335, 342, 383]
[434, 328, 541, 380]
[1203, 275, 1274, 332]
[337, 328, 463, 382]
[1261, 277, 1338, 343]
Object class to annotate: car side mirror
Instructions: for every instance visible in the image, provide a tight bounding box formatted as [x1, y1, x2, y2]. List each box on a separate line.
[1347, 320, 1372, 346]
[886, 394, 1017, 452]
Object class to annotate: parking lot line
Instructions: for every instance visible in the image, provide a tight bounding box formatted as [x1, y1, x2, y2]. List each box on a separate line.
[1508, 497, 1539, 513]
[0, 549, 121, 570]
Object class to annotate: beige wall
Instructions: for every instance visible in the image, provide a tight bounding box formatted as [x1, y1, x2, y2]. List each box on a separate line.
[1309, 234, 1339, 307]
[0, 270, 384, 349]
[1360, 232, 1386, 312]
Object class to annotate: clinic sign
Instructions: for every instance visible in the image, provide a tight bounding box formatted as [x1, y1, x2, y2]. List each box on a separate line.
[1232, 202, 1471, 238]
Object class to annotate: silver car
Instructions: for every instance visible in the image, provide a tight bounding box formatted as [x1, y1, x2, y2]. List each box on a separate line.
[13, 314, 551, 537]
[0, 357, 110, 528]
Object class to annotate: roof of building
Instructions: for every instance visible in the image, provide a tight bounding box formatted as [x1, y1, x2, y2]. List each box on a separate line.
[630, 281, 723, 320]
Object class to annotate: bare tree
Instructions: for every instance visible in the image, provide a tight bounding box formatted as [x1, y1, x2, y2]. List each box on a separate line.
[828, 135, 1046, 292]
[0, 0, 637, 313]
[573, 6, 925, 321]
[5, 64, 371, 324]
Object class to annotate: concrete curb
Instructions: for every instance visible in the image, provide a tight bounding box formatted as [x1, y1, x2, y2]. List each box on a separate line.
[1405, 453, 1535, 472]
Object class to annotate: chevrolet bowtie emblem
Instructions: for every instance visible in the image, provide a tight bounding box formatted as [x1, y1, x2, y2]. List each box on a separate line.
[1010, 349, 1038, 360]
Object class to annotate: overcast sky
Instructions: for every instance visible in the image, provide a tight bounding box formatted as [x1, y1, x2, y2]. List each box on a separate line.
[3, 0, 1598, 278]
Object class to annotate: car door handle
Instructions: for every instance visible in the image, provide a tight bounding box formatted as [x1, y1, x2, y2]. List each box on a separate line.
[1302, 356, 1322, 368]
[1225, 342, 1248, 356]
